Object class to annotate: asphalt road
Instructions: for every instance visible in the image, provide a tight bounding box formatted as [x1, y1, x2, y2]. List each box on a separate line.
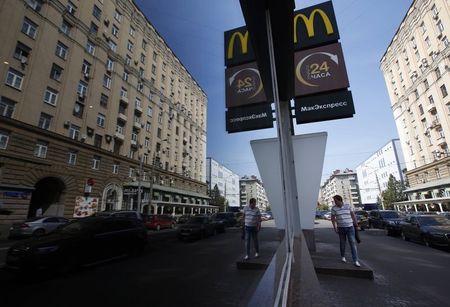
[315, 220, 450, 307]
[0, 226, 267, 307]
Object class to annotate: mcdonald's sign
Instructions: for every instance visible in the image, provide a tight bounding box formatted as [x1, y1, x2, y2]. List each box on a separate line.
[224, 26, 255, 67]
[294, 1, 339, 50]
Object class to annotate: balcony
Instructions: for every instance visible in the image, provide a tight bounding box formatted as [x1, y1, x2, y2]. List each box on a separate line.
[117, 113, 127, 122]
[130, 139, 138, 147]
[120, 96, 129, 104]
[114, 131, 125, 141]
[133, 121, 142, 130]
[437, 138, 447, 146]
[134, 104, 143, 114]
[427, 104, 436, 113]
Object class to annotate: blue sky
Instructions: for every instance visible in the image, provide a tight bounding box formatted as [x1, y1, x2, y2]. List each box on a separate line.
[135, 0, 413, 183]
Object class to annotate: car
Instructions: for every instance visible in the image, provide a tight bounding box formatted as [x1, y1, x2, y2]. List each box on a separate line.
[96, 210, 144, 220]
[438, 212, 450, 219]
[8, 216, 70, 239]
[213, 212, 237, 227]
[144, 214, 176, 231]
[5, 216, 148, 273]
[354, 210, 369, 230]
[177, 215, 219, 240]
[315, 210, 329, 219]
[400, 214, 450, 248]
[323, 211, 332, 220]
[176, 214, 192, 224]
[368, 210, 405, 232]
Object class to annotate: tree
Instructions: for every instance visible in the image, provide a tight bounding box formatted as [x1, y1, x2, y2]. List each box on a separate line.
[381, 175, 408, 209]
[210, 184, 226, 211]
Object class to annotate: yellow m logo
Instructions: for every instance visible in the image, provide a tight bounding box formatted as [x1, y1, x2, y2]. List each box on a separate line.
[294, 9, 334, 44]
[227, 31, 250, 60]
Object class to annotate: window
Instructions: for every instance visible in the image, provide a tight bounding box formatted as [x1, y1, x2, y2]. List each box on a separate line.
[123, 70, 129, 81]
[425, 36, 431, 47]
[441, 85, 448, 98]
[424, 79, 429, 90]
[120, 87, 128, 98]
[60, 20, 72, 35]
[429, 95, 434, 105]
[43, 87, 58, 106]
[73, 102, 84, 118]
[92, 5, 102, 20]
[38, 113, 52, 130]
[144, 137, 150, 148]
[444, 36, 449, 47]
[145, 121, 151, 132]
[0, 97, 16, 118]
[94, 134, 102, 147]
[147, 106, 153, 117]
[420, 22, 426, 34]
[97, 113, 105, 127]
[152, 51, 157, 61]
[432, 4, 438, 17]
[435, 67, 441, 79]
[414, 89, 419, 99]
[140, 53, 145, 64]
[22, 18, 38, 38]
[78, 80, 88, 97]
[112, 163, 119, 174]
[135, 97, 141, 109]
[127, 40, 133, 52]
[100, 94, 108, 107]
[129, 26, 135, 37]
[69, 124, 80, 140]
[151, 64, 156, 74]
[55, 41, 68, 59]
[112, 25, 119, 37]
[437, 20, 444, 33]
[103, 74, 111, 89]
[5, 68, 24, 90]
[86, 40, 95, 55]
[82, 60, 91, 75]
[25, 0, 43, 12]
[125, 55, 131, 66]
[162, 62, 167, 71]
[34, 141, 48, 158]
[139, 68, 144, 78]
[92, 155, 101, 170]
[129, 167, 135, 178]
[67, 1, 76, 15]
[67, 150, 77, 165]
[0, 130, 9, 149]
[114, 9, 122, 22]
[109, 40, 117, 52]
[50, 64, 63, 81]
[89, 22, 98, 34]
[142, 40, 147, 50]
[106, 57, 114, 72]
[14, 42, 31, 62]
[157, 128, 162, 138]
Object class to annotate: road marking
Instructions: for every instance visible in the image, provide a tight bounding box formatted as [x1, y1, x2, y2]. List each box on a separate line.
[0, 247, 10, 251]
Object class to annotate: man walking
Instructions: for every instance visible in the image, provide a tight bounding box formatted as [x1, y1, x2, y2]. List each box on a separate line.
[243, 198, 261, 260]
[330, 195, 360, 267]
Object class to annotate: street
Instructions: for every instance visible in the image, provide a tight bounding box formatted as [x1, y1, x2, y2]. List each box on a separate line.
[0, 225, 270, 307]
[315, 220, 450, 307]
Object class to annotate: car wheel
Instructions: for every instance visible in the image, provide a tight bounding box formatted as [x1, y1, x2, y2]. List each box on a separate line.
[33, 228, 45, 237]
[422, 236, 432, 247]
[156, 225, 161, 231]
[401, 231, 410, 241]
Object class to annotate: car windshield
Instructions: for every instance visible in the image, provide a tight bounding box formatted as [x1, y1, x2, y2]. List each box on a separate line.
[25, 216, 44, 222]
[380, 211, 401, 218]
[188, 217, 206, 224]
[59, 219, 97, 234]
[355, 211, 368, 217]
[418, 216, 450, 226]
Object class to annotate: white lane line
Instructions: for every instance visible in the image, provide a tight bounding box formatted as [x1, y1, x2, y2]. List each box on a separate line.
[0, 247, 10, 251]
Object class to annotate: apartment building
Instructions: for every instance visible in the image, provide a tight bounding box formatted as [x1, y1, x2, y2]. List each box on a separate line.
[206, 158, 240, 210]
[320, 169, 361, 208]
[356, 139, 405, 205]
[0, 0, 209, 228]
[240, 175, 270, 210]
[380, 0, 450, 212]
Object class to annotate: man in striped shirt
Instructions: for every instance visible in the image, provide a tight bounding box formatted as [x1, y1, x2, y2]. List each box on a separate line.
[243, 198, 261, 260]
[330, 195, 360, 267]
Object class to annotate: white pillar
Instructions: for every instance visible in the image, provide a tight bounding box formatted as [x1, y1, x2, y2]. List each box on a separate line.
[182, 207, 185, 215]
[425, 204, 429, 212]
[153, 205, 158, 214]
[414, 204, 418, 212]
[191, 207, 194, 214]
[438, 203, 443, 212]
[161, 206, 165, 215]
[172, 207, 175, 216]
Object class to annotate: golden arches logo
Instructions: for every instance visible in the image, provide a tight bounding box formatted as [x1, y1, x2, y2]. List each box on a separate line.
[294, 9, 335, 44]
[227, 31, 249, 60]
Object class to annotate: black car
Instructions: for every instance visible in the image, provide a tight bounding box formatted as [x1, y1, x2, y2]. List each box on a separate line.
[213, 212, 237, 227]
[177, 215, 222, 241]
[354, 210, 369, 230]
[5, 216, 148, 273]
[368, 210, 404, 233]
[400, 215, 450, 248]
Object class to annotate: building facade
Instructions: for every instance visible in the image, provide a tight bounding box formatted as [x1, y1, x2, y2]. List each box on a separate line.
[206, 158, 240, 210]
[355, 139, 406, 206]
[320, 169, 360, 208]
[239, 175, 270, 210]
[0, 0, 210, 229]
[380, 0, 450, 212]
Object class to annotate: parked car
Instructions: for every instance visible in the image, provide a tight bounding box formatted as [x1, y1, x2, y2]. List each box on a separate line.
[8, 216, 69, 239]
[176, 215, 192, 224]
[438, 212, 450, 219]
[96, 210, 144, 220]
[213, 212, 237, 227]
[400, 214, 450, 248]
[368, 210, 404, 231]
[323, 211, 332, 220]
[177, 215, 219, 240]
[354, 210, 369, 230]
[144, 214, 176, 231]
[315, 210, 329, 219]
[5, 216, 148, 273]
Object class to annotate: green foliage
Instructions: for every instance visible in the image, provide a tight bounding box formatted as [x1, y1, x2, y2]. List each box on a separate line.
[381, 175, 408, 209]
[210, 184, 226, 211]
[317, 203, 329, 211]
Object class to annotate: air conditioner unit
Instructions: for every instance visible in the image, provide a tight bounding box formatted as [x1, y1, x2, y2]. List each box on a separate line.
[437, 32, 443, 39]
[134, 60, 139, 65]
[104, 18, 110, 26]
[412, 44, 417, 49]
[63, 120, 70, 127]
[84, 73, 90, 79]
[421, 58, 427, 63]
[433, 14, 438, 20]
[20, 57, 28, 65]
[78, 94, 85, 101]
[106, 67, 112, 73]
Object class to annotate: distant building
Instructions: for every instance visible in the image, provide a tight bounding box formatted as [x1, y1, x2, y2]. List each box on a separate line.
[356, 139, 405, 206]
[206, 158, 240, 209]
[380, 0, 450, 212]
[240, 175, 270, 210]
[320, 169, 360, 208]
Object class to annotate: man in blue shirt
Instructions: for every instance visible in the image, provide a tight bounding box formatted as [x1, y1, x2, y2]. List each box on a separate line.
[243, 198, 261, 260]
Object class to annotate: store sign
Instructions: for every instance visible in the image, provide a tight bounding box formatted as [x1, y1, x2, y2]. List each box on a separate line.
[225, 61, 266, 108]
[226, 103, 273, 133]
[293, 1, 339, 50]
[73, 196, 98, 218]
[294, 43, 349, 97]
[294, 90, 355, 124]
[224, 26, 255, 67]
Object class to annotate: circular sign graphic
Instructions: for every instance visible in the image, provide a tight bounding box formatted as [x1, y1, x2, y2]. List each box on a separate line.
[296, 52, 340, 88]
[229, 68, 263, 99]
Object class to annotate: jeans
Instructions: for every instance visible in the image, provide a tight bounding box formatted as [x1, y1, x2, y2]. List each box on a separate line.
[338, 226, 359, 262]
[245, 226, 259, 256]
